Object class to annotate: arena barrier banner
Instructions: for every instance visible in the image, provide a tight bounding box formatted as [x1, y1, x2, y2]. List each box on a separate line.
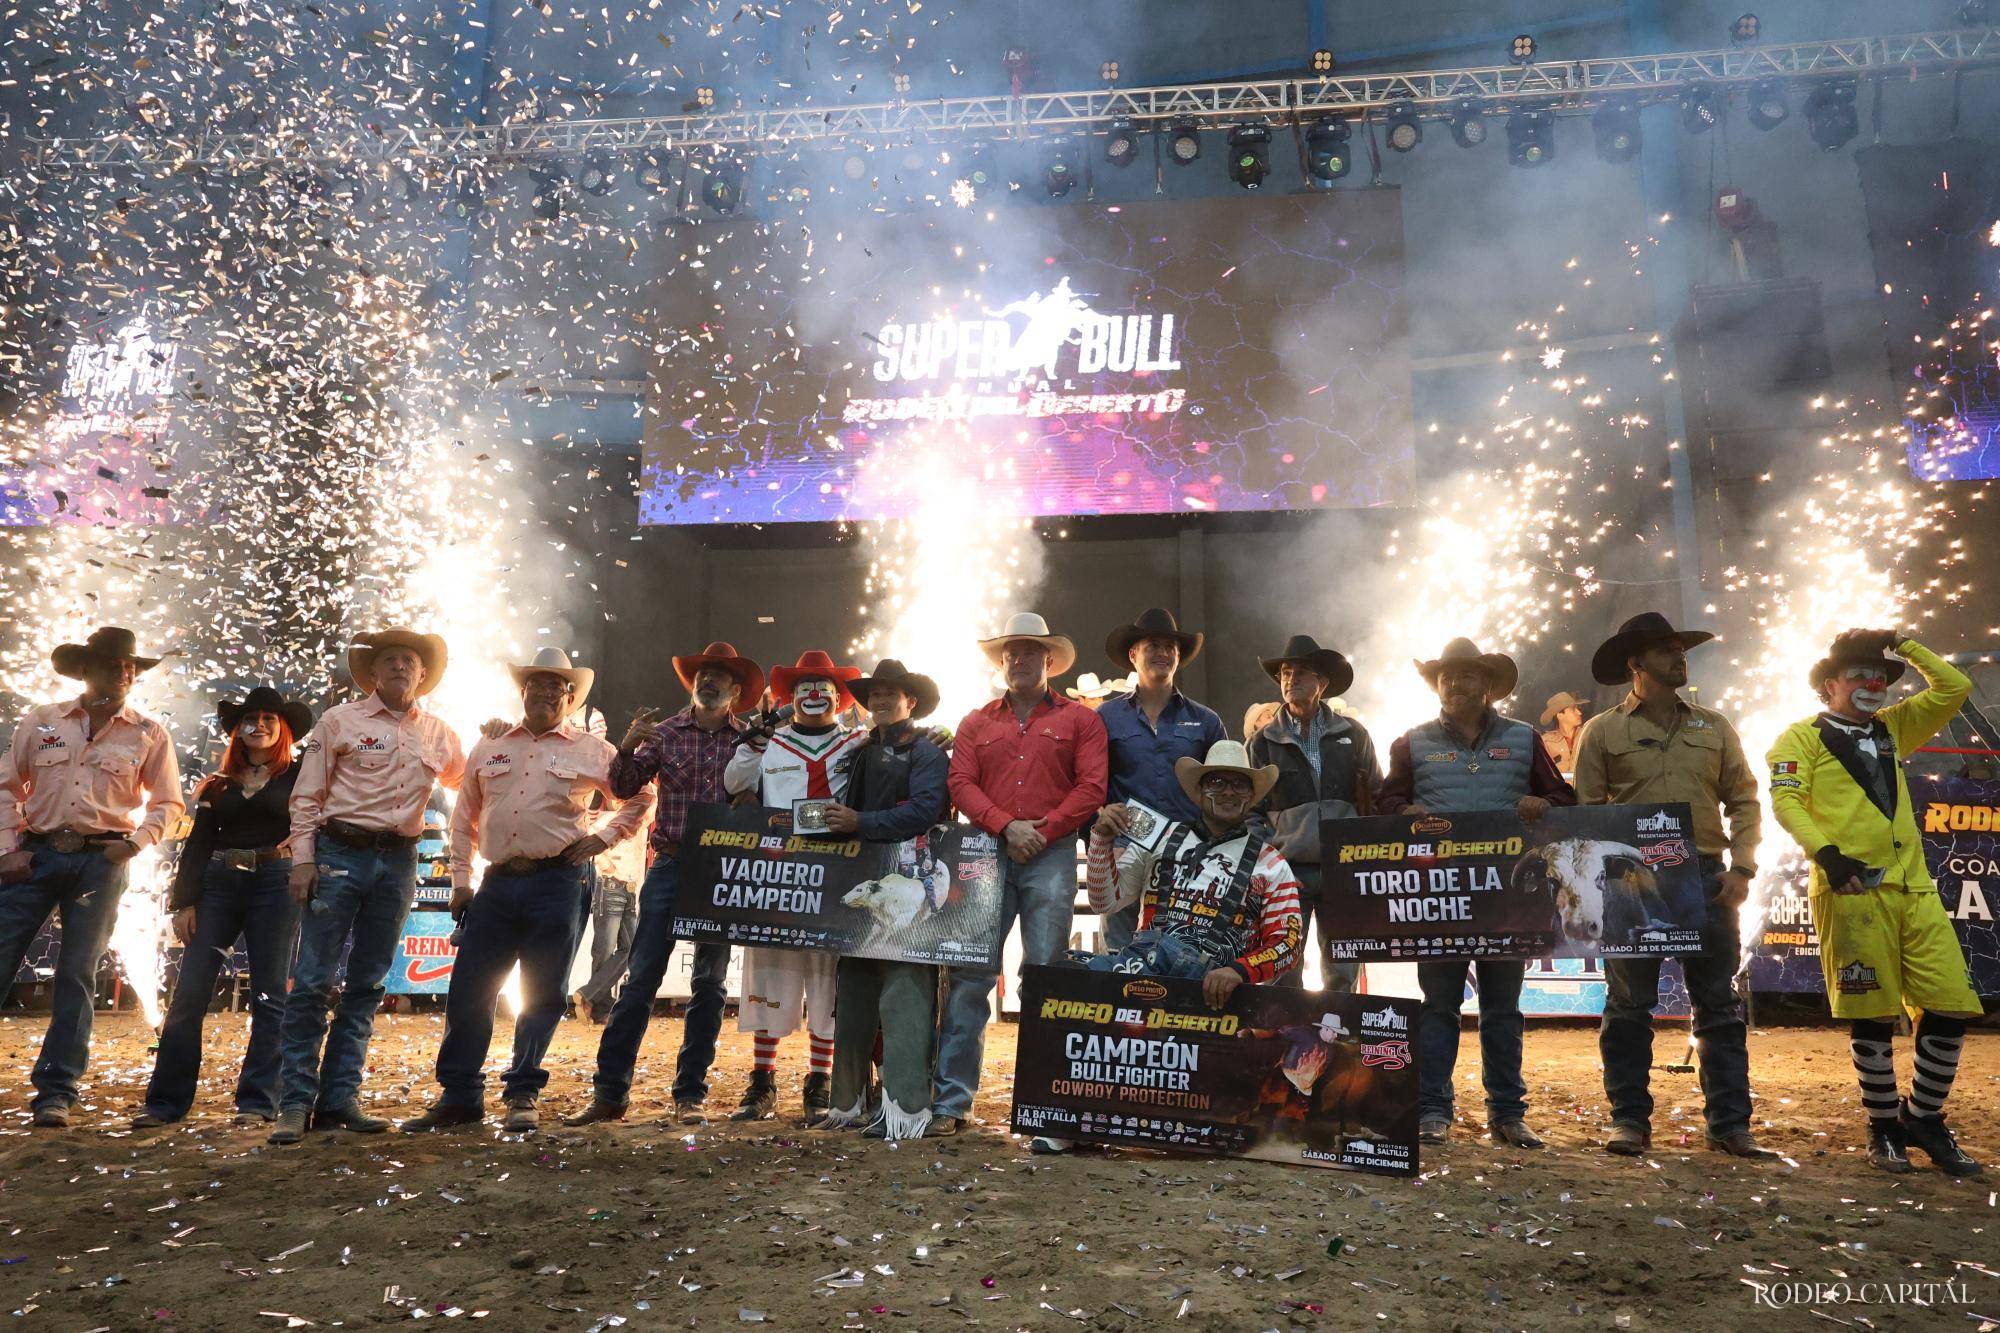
[1319, 803, 1709, 961]
[1009, 965, 1420, 1176]
[1750, 773, 2000, 996]
[386, 910, 459, 995]
[673, 803, 1006, 968]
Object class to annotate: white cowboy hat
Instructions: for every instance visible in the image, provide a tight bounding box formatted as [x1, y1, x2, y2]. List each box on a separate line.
[1173, 739, 1281, 807]
[1064, 670, 1130, 702]
[508, 647, 594, 712]
[977, 611, 1077, 678]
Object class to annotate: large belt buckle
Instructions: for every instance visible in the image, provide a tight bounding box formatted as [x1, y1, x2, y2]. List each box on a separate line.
[496, 856, 536, 876]
[222, 848, 258, 872]
[48, 830, 86, 854]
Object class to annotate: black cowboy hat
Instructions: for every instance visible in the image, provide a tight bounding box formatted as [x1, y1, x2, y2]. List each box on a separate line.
[1105, 607, 1203, 671]
[216, 686, 314, 740]
[1415, 637, 1519, 701]
[850, 658, 942, 721]
[1259, 634, 1355, 698]
[51, 626, 162, 679]
[1589, 611, 1716, 686]
[1809, 628, 1907, 692]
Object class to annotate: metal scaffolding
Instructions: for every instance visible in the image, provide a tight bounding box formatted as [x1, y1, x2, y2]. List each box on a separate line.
[27, 27, 2000, 170]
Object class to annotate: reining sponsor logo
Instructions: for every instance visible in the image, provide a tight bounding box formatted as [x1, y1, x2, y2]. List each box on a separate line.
[1360, 1039, 1411, 1071]
[1640, 838, 1691, 868]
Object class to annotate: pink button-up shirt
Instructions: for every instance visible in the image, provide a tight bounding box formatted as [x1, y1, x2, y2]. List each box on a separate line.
[448, 722, 653, 889]
[0, 698, 185, 855]
[289, 692, 465, 863]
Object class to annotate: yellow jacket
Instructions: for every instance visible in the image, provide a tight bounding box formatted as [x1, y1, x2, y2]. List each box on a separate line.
[1766, 641, 1970, 893]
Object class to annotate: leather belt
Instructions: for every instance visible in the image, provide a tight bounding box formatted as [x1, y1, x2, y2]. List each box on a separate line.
[488, 854, 570, 877]
[322, 819, 420, 851]
[32, 829, 126, 855]
[213, 846, 290, 871]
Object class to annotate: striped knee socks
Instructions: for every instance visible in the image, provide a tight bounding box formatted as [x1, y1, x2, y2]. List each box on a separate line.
[1909, 1013, 1967, 1118]
[753, 1033, 780, 1074]
[809, 1033, 834, 1075]
[1849, 1019, 1900, 1121]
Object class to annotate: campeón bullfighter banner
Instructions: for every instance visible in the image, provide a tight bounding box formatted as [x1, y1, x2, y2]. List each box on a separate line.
[1319, 803, 1710, 961]
[673, 803, 1005, 968]
[1009, 965, 1421, 1176]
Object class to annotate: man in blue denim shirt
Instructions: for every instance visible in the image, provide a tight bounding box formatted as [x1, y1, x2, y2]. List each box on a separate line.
[1094, 608, 1225, 953]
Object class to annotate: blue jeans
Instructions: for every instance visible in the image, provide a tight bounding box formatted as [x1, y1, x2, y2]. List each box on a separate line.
[144, 858, 300, 1118]
[933, 840, 1078, 1118]
[0, 841, 129, 1112]
[1082, 929, 1211, 981]
[277, 840, 419, 1113]
[578, 872, 638, 1008]
[1416, 959, 1528, 1124]
[434, 862, 591, 1106]
[1600, 858, 1751, 1136]
[1100, 900, 1141, 953]
[591, 856, 731, 1106]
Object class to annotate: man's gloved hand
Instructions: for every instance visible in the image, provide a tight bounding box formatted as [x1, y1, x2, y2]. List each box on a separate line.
[1814, 844, 1873, 894]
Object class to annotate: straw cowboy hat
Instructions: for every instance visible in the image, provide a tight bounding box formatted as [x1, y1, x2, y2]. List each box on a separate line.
[769, 650, 864, 710]
[849, 658, 941, 720]
[1810, 628, 1908, 692]
[1065, 671, 1131, 702]
[508, 647, 595, 711]
[1415, 637, 1519, 701]
[349, 628, 447, 697]
[1539, 691, 1587, 727]
[51, 626, 162, 679]
[977, 612, 1077, 678]
[1259, 633, 1355, 698]
[1104, 607, 1203, 670]
[671, 640, 765, 714]
[1589, 611, 1716, 686]
[216, 685, 313, 740]
[1174, 739, 1281, 808]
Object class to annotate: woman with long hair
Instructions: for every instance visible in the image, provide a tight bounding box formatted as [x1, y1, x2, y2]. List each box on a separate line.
[133, 687, 313, 1127]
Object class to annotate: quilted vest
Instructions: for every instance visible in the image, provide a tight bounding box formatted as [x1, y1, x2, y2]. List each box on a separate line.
[1406, 713, 1539, 812]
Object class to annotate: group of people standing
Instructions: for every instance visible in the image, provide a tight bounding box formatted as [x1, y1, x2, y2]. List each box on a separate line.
[0, 606, 1982, 1176]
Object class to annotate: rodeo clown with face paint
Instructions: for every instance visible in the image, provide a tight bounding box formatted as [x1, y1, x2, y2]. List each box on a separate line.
[1767, 629, 1983, 1177]
[723, 650, 872, 1122]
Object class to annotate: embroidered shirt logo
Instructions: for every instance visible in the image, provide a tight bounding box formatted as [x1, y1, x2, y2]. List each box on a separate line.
[1836, 960, 1880, 994]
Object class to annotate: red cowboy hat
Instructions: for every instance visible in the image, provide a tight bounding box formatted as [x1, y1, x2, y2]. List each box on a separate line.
[671, 641, 765, 715]
[768, 650, 863, 710]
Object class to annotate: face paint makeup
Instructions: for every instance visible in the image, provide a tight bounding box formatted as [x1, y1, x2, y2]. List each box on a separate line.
[793, 678, 836, 718]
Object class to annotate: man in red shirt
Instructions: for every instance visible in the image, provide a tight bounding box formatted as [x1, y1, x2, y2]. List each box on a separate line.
[932, 612, 1108, 1135]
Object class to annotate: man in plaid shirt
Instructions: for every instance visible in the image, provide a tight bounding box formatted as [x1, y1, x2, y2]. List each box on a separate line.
[563, 642, 762, 1127]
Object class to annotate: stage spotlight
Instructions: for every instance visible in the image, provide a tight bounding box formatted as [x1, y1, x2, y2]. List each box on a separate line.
[450, 170, 487, 222]
[1511, 34, 1537, 64]
[1960, 0, 1991, 23]
[1310, 48, 1334, 75]
[1730, 13, 1761, 44]
[1804, 78, 1859, 150]
[1101, 59, 1120, 83]
[1747, 81, 1789, 130]
[893, 72, 911, 94]
[636, 147, 676, 194]
[1168, 117, 1201, 164]
[1305, 118, 1352, 182]
[1227, 124, 1271, 189]
[1506, 107, 1554, 167]
[960, 143, 999, 196]
[578, 152, 617, 196]
[1385, 99, 1422, 153]
[527, 166, 569, 221]
[1593, 99, 1640, 162]
[1680, 83, 1721, 134]
[1044, 140, 1077, 197]
[701, 155, 742, 212]
[1448, 98, 1487, 148]
[1103, 117, 1139, 167]
[695, 85, 715, 109]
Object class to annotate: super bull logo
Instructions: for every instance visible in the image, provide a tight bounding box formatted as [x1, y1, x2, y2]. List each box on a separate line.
[869, 277, 1182, 388]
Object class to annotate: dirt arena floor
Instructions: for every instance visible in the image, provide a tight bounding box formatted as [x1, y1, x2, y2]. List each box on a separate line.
[0, 1010, 1993, 1331]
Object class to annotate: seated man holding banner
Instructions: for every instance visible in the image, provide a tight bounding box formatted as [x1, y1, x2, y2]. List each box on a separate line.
[1033, 740, 1303, 1154]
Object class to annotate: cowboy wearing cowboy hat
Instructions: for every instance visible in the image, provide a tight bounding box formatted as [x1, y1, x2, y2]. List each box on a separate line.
[1572, 612, 1774, 1160]
[1063, 672, 1131, 711]
[1095, 608, 1226, 955]
[1246, 634, 1382, 996]
[402, 650, 652, 1135]
[272, 628, 465, 1145]
[0, 626, 184, 1128]
[134, 687, 314, 1129]
[1032, 741, 1304, 1153]
[811, 659, 951, 1142]
[1378, 637, 1575, 1150]
[1538, 691, 1588, 777]
[1768, 629, 1983, 1176]
[722, 649, 872, 1122]
[566, 641, 763, 1128]
[934, 612, 1108, 1135]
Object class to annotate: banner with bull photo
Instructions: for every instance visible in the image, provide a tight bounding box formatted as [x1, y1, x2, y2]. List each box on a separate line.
[1318, 803, 1709, 960]
[672, 803, 1006, 968]
[1010, 965, 1421, 1176]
